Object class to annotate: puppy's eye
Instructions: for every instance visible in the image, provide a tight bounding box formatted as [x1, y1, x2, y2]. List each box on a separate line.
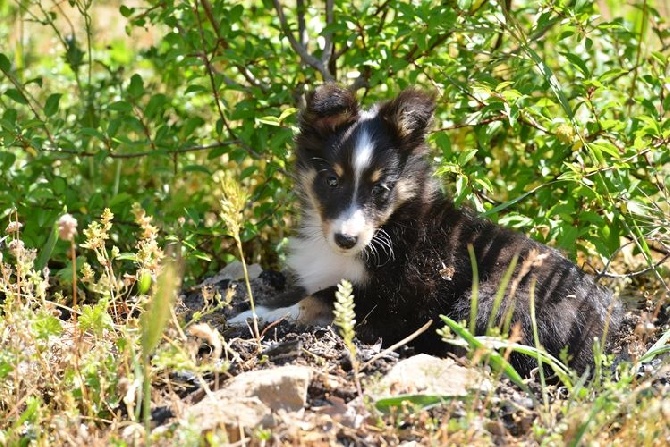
[326, 176, 339, 187]
[372, 183, 390, 196]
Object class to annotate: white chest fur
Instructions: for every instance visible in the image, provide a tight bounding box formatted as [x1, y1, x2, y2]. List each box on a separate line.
[287, 234, 367, 294]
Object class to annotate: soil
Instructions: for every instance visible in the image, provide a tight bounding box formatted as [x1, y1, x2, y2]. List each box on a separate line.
[169, 264, 670, 445]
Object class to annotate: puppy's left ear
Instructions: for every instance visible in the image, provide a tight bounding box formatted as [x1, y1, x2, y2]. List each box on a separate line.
[379, 89, 436, 144]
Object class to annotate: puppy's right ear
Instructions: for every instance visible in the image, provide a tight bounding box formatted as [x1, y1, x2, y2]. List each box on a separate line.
[300, 84, 358, 134]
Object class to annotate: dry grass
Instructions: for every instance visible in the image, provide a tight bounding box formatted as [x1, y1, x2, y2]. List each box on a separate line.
[1, 206, 669, 446]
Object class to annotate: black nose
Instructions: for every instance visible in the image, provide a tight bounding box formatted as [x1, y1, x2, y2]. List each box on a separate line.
[334, 233, 358, 249]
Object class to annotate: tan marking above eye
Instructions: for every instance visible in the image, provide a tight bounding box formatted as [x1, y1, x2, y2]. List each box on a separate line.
[370, 169, 383, 183]
[395, 179, 417, 202]
[333, 163, 345, 177]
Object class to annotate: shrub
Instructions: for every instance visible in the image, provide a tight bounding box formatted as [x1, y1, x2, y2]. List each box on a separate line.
[1, 0, 668, 286]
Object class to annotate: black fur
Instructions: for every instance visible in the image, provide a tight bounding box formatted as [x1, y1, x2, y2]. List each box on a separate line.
[292, 84, 621, 377]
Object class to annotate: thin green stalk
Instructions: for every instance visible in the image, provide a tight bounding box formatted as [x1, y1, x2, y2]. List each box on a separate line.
[234, 233, 260, 343]
[143, 353, 152, 447]
[467, 244, 479, 333]
[626, 0, 648, 117]
[528, 277, 549, 413]
[486, 254, 519, 335]
[114, 159, 122, 197]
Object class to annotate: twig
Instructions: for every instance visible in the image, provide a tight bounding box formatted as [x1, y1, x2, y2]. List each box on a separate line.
[436, 111, 550, 135]
[405, 31, 452, 64]
[361, 319, 433, 370]
[321, 0, 334, 65]
[131, 103, 157, 151]
[596, 253, 670, 280]
[271, 0, 334, 81]
[42, 141, 241, 158]
[297, 0, 306, 46]
[0, 62, 57, 149]
[436, 114, 506, 132]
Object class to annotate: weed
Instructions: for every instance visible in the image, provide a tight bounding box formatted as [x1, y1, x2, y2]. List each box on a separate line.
[333, 279, 362, 395]
[219, 176, 261, 344]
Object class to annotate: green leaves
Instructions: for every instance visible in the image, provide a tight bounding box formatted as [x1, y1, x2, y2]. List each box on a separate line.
[0, 52, 10, 72]
[43, 94, 62, 117]
[79, 300, 115, 337]
[0, 0, 667, 287]
[127, 74, 144, 98]
[3, 89, 28, 105]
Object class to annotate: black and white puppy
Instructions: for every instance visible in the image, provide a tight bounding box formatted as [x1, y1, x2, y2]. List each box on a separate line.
[232, 84, 621, 376]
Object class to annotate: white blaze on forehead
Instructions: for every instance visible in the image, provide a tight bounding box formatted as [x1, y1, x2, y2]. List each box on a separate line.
[353, 129, 374, 177]
[352, 105, 378, 178]
[351, 127, 374, 219]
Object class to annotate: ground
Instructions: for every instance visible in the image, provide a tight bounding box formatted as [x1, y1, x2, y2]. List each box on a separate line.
[156, 261, 670, 445]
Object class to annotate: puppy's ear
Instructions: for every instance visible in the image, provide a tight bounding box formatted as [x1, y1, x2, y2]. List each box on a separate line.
[300, 84, 358, 134]
[379, 89, 436, 144]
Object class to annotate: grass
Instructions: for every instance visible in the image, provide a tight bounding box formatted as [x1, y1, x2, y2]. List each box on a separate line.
[0, 205, 669, 445]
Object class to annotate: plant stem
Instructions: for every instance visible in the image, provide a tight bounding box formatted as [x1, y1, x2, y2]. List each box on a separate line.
[143, 354, 152, 447]
[235, 235, 260, 343]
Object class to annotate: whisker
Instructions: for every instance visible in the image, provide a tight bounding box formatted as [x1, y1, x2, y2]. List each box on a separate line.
[365, 228, 395, 267]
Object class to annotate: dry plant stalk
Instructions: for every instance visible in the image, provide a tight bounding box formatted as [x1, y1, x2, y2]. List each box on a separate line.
[219, 176, 261, 343]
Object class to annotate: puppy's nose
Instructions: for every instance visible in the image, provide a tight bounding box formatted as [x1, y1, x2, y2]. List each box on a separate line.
[334, 233, 358, 249]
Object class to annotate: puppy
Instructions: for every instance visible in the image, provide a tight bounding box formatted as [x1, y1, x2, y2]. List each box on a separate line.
[232, 84, 621, 376]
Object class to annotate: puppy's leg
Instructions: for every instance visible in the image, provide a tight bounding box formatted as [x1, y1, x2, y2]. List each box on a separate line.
[228, 287, 336, 326]
[294, 288, 337, 325]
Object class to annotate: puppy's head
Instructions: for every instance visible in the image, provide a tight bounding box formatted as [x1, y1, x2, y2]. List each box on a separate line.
[296, 84, 435, 256]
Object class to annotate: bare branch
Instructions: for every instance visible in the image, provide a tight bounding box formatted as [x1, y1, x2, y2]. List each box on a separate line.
[321, 0, 334, 66]
[272, 0, 334, 81]
[42, 141, 288, 176]
[43, 141, 241, 159]
[297, 0, 306, 46]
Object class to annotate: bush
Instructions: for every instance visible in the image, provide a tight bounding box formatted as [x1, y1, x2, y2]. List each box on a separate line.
[1, 0, 668, 286]
[1, 1, 669, 444]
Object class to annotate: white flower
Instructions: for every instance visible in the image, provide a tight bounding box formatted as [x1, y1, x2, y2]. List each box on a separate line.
[58, 214, 78, 241]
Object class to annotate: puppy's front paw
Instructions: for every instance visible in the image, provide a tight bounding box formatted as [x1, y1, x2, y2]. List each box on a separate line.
[228, 303, 302, 326]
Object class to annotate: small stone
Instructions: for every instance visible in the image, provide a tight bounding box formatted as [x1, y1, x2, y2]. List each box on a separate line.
[216, 365, 313, 412]
[219, 261, 263, 281]
[371, 354, 491, 400]
[516, 396, 535, 410]
[185, 396, 272, 442]
[182, 366, 313, 440]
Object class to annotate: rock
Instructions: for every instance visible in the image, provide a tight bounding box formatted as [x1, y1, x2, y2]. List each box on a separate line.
[221, 365, 313, 411]
[185, 396, 272, 442]
[182, 366, 313, 441]
[218, 261, 262, 282]
[370, 354, 491, 400]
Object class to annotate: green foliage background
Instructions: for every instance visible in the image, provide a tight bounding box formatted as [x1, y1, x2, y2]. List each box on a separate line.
[1, 0, 668, 284]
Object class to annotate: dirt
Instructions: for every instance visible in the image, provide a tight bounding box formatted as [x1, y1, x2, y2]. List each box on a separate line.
[168, 265, 670, 445]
